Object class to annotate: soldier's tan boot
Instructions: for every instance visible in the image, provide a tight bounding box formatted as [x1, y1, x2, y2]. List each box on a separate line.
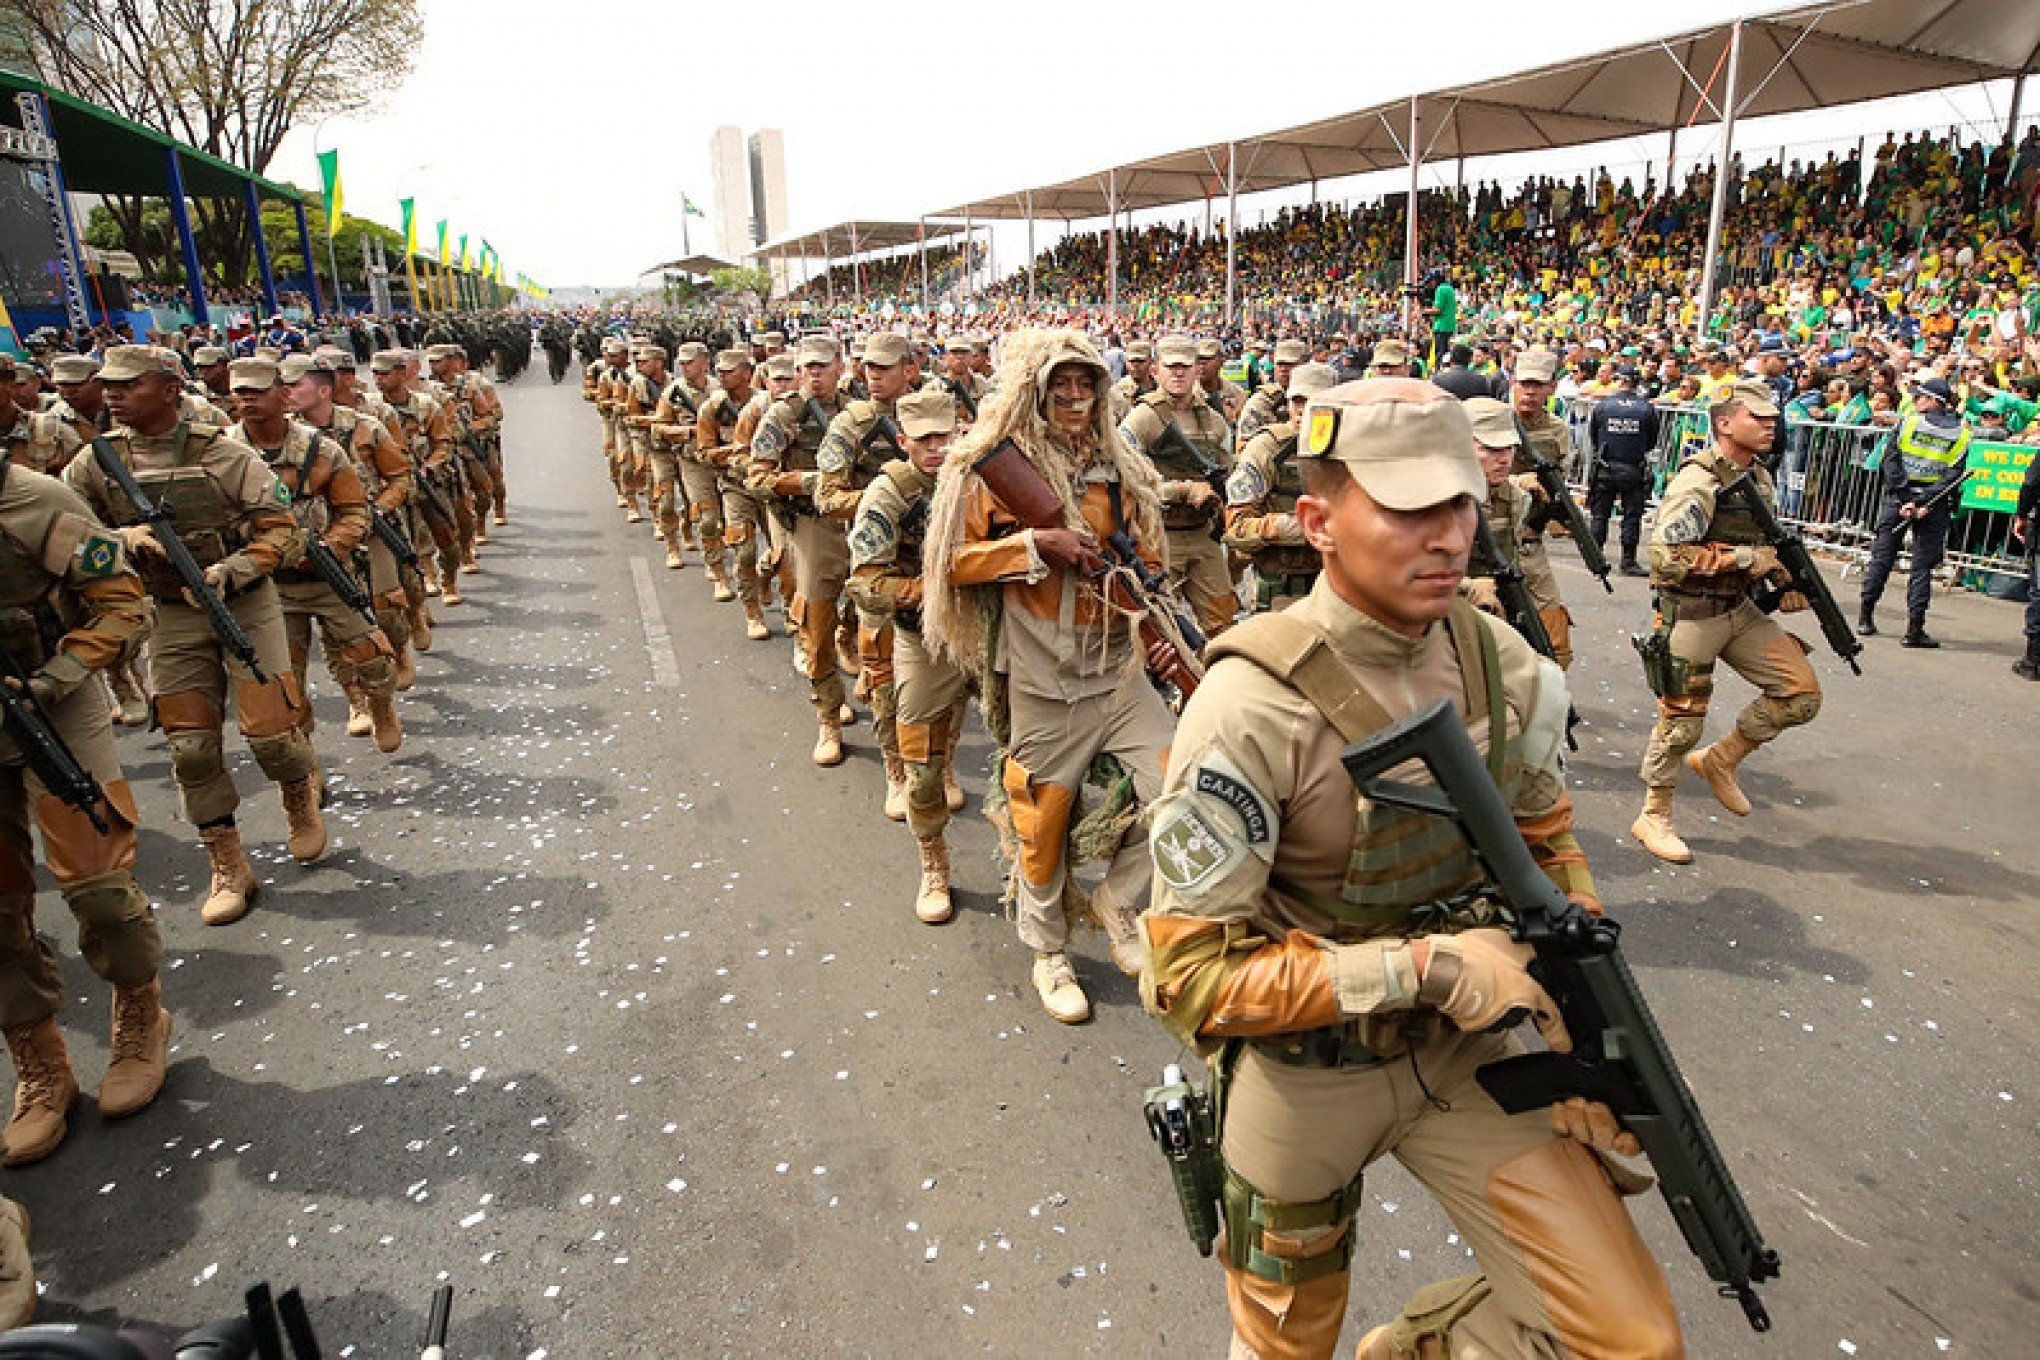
[1093, 890, 1146, 977]
[367, 688, 403, 754]
[410, 602, 434, 652]
[664, 542, 684, 571]
[742, 599, 770, 641]
[100, 979, 171, 1118]
[0, 1197, 33, 1328]
[914, 835, 953, 924]
[811, 716, 844, 767]
[625, 500, 644, 524]
[199, 823, 258, 924]
[344, 686, 374, 738]
[109, 664, 149, 727]
[2, 1018, 77, 1166]
[393, 644, 417, 692]
[708, 560, 735, 603]
[1686, 730, 1759, 817]
[460, 548, 480, 574]
[1031, 953, 1090, 1025]
[280, 775, 328, 863]
[883, 752, 909, 822]
[440, 574, 464, 606]
[1631, 786, 1693, 865]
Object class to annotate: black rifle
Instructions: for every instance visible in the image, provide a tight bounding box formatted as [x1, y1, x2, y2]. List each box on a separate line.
[89, 436, 267, 683]
[414, 459, 460, 527]
[1151, 420, 1229, 542]
[943, 377, 979, 422]
[1717, 474, 1864, 675]
[1340, 700, 1781, 1332]
[303, 537, 377, 623]
[370, 504, 420, 570]
[0, 643, 109, 834]
[860, 412, 905, 463]
[1514, 418, 1612, 591]
[1470, 516, 1555, 660]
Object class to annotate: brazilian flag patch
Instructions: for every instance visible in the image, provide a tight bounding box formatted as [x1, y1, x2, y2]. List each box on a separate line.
[1305, 406, 1340, 456]
[78, 532, 121, 578]
[273, 477, 292, 506]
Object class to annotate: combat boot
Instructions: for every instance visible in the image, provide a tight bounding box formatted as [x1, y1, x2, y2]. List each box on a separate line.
[626, 500, 644, 524]
[459, 547, 481, 574]
[99, 979, 171, 1118]
[440, 574, 464, 606]
[108, 664, 149, 726]
[812, 716, 844, 768]
[198, 823, 258, 925]
[367, 688, 403, 754]
[410, 602, 434, 652]
[1630, 786, 1692, 864]
[664, 543, 683, 571]
[943, 726, 966, 811]
[1901, 617, 1940, 649]
[1856, 604, 1877, 636]
[0, 1197, 32, 1328]
[393, 644, 417, 692]
[2014, 637, 2040, 681]
[1619, 557, 1648, 577]
[1093, 890, 1146, 976]
[742, 599, 770, 641]
[708, 562, 735, 603]
[280, 774, 328, 863]
[883, 752, 908, 822]
[1031, 953, 1090, 1025]
[344, 685, 374, 737]
[493, 509, 507, 526]
[1685, 729, 1758, 816]
[2, 1018, 77, 1166]
[914, 836, 952, 924]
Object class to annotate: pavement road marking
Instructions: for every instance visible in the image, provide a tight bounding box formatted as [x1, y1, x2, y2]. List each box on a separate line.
[630, 557, 681, 689]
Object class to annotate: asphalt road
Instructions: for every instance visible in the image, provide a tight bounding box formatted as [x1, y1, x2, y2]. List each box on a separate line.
[13, 368, 2035, 1358]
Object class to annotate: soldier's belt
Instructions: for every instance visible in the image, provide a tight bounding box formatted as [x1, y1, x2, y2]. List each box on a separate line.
[1658, 590, 1742, 620]
[1251, 1024, 1388, 1070]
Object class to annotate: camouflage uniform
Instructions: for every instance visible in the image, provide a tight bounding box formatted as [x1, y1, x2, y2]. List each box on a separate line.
[694, 353, 768, 634]
[1120, 378, 1237, 639]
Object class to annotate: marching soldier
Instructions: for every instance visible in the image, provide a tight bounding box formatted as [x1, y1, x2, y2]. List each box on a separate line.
[0, 357, 81, 477]
[937, 338, 985, 423]
[1138, 377, 1682, 1360]
[65, 346, 317, 925]
[48, 356, 112, 446]
[748, 335, 854, 766]
[1108, 339, 1156, 421]
[1223, 362, 1336, 613]
[1233, 338, 1308, 451]
[587, 337, 633, 510]
[656, 343, 733, 598]
[191, 347, 232, 404]
[741, 354, 800, 619]
[415, 350, 484, 572]
[373, 351, 466, 608]
[848, 387, 970, 922]
[695, 350, 771, 638]
[327, 348, 433, 657]
[429, 343, 507, 526]
[0, 455, 166, 1165]
[1120, 334, 1237, 639]
[610, 344, 651, 524]
[1463, 396, 1537, 622]
[624, 344, 686, 568]
[1632, 379, 1823, 865]
[1506, 346, 1575, 668]
[1196, 338, 1246, 424]
[229, 356, 403, 758]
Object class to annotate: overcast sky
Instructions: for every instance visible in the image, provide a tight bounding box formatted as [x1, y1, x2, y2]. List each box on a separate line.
[267, 0, 2028, 291]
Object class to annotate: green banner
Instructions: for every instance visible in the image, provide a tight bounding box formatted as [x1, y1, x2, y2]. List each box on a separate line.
[1960, 440, 2037, 513]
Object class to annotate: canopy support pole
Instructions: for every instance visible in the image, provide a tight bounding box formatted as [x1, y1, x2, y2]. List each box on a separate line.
[161, 149, 210, 327]
[1224, 141, 1238, 330]
[1403, 96, 1420, 336]
[244, 181, 279, 318]
[1025, 192, 1036, 308]
[850, 224, 863, 305]
[964, 209, 974, 297]
[1696, 17, 1745, 332]
[918, 217, 929, 312]
[1106, 167, 1119, 319]
[2010, 73, 2028, 140]
[292, 200, 322, 316]
[822, 230, 835, 306]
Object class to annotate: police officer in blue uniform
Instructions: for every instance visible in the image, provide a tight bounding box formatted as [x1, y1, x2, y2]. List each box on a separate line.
[1585, 364, 1659, 575]
[1857, 377, 1970, 647]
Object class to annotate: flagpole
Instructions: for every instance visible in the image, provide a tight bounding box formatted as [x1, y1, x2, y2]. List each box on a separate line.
[683, 198, 691, 257]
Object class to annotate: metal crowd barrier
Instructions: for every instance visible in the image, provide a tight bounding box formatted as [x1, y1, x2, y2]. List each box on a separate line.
[1561, 398, 2030, 587]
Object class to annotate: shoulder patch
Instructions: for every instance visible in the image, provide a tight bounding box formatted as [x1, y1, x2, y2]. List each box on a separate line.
[1226, 460, 1269, 506]
[1151, 801, 1247, 895]
[849, 507, 896, 567]
[1658, 498, 1707, 545]
[751, 419, 789, 459]
[77, 530, 121, 578]
[1191, 750, 1275, 847]
[817, 432, 852, 476]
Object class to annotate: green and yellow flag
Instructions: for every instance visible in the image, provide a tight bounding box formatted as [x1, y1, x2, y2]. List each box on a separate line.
[400, 198, 418, 258]
[435, 219, 449, 264]
[459, 234, 471, 271]
[316, 150, 344, 235]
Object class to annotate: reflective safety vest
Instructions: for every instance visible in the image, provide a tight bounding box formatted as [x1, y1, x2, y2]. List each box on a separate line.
[1894, 412, 1969, 485]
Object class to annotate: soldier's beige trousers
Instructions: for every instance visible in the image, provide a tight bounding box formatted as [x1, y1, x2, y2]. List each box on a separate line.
[647, 448, 683, 546]
[1641, 598, 1821, 789]
[1220, 1032, 1683, 1360]
[720, 485, 784, 609]
[789, 516, 851, 715]
[1166, 526, 1238, 640]
[275, 578, 397, 727]
[1002, 668, 1171, 954]
[896, 626, 968, 839]
[679, 458, 727, 576]
[0, 684, 157, 1029]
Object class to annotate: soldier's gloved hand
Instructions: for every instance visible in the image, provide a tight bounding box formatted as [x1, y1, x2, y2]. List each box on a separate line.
[770, 471, 808, 499]
[1732, 544, 1781, 576]
[1550, 1096, 1642, 1156]
[1776, 589, 1811, 613]
[1032, 528, 1105, 577]
[117, 525, 163, 559]
[1416, 927, 1571, 1052]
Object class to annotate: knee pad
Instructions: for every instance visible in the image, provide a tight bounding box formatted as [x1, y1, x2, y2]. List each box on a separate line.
[724, 520, 754, 549]
[338, 633, 395, 666]
[1000, 759, 1076, 888]
[38, 780, 139, 883]
[1756, 690, 1822, 730]
[247, 727, 316, 784]
[236, 674, 308, 739]
[154, 689, 219, 736]
[1655, 714, 1707, 751]
[168, 728, 227, 790]
[64, 871, 151, 937]
[905, 756, 946, 810]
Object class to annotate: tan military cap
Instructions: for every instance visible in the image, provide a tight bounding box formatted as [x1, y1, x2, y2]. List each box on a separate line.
[1124, 340, 1154, 361]
[98, 345, 180, 382]
[713, 348, 751, 373]
[278, 354, 333, 383]
[50, 355, 100, 384]
[253, 346, 283, 363]
[1712, 378, 1780, 418]
[1155, 335, 1197, 365]
[796, 334, 842, 366]
[425, 343, 463, 362]
[1514, 347, 1559, 383]
[848, 338, 867, 360]
[1272, 339, 1309, 365]
[943, 336, 978, 356]
[1464, 396, 1518, 448]
[897, 387, 957, 440]
[1297, 379, 1482, 510]
[1194, 338, 1222, 360]
[314, 344, 357, 370]
[369, 350, 407, 374]
[762, 354, 797, 380]
[191, 346, 229, 367]
[762, 331, 787, 346]
[636, 343, 669, 362]
[601, 336, 628, 354]
[864, 333, 912, 367]
[1286, 362, 1338, 401]
[676, 341, 709, 363]
[1369, 338, 1411, 370]
[228, 357, 280, 392]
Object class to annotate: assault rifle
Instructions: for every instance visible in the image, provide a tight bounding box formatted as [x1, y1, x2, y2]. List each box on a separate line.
[1340, 700, 1782, 1332]
[1514, 418, 1612, 591]
[370, 504, 420, 570]
[0, 644, 109, 834]
[1150, 421, 1228, 542]
[89, 437, 266, 683]
[943, 377, 979, 422]
[414, 458, 460, 527]
[303, 537, 377, 623]
[1717, 474, 1863, 675]
[1470, 516, 1555, 660]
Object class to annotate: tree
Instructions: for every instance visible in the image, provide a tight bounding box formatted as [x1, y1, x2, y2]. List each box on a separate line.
[710, 267, 773, 305]
[6, 0, 424, 289]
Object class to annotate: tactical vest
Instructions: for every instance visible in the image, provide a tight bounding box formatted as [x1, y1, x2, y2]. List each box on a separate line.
[1894, 412, 1970, 486]
[1693, 457, 1770, 548]
[666, 380, 707, 455]
[4, 414, 68, 474]
[0, 472, 69, 668]
[880, 460, 933, 575]
[773, 395, 839, 473]
[839, 401, 905, 488]
[1205, 601, 1511, 931]
[1255, 428, 1318, 578]
[248, 422, 337, 546]
[99, 423, 243, 600]
[318, 406, 388, 500]
[1138, 392, 1227, 529]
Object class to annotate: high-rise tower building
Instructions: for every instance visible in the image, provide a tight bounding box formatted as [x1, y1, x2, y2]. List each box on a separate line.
[747, 130, 788, 248]
[708, 125, 750, 261]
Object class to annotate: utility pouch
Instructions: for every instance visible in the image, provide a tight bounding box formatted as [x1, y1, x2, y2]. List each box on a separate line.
[1143, 1063, 1224, 1257]
[1632, 596, 1687, 699]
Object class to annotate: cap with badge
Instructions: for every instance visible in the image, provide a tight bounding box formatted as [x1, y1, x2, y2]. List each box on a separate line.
[675, 341, 709, 363]
[228, 357, 279, 392]
[796, 334, 842, 365]
[636, 343, 669, 362]
[1368, 338, 1411, 371]
[1297, 378, 1483, 509]
[896, 387, 957, 440]
[50, 355, 100, 385]
[1124, 340, 1154, 362]
[1285, 362, 1338, 401]
[1513, 347, 1559, 383]
[369, 350, 406, 374]
[1463, 396, 1518, 448]
[601, 336, 628, 354]
[97, 345, 181, 382]
[1272, 339, 1308, 365]
[1711, 378, 1780, 417]
[278, 354, 333, 384]
[944, 336, 977, 356]
[762, 354, 797, 380]
[425, 343, 462, 362]
[314, 344, 357, 370]
[713, 348, 751, 373]
[863, 333, 911, 367]
[1155, 335, 1197, 366]
[192, 346, 229, 367]
[1194, 338, 1222, 360]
